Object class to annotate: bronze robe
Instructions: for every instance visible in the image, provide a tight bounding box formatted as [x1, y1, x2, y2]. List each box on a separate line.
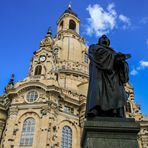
[86, 44, 129, 114]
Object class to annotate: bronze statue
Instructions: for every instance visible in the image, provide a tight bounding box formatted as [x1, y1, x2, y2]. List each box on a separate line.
[86, 35, 131, 118]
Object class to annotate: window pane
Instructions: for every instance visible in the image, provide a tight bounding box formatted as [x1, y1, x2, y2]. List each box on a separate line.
[20, 118, 35, 146]
[84, 54, 88, 63]
[61, 126, 72, 148]
[26, 91, 38, 102]
[126, 102, 131, 113]
[64, 106, 74, 114]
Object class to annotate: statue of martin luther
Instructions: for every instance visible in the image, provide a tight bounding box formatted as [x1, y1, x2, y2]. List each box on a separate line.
[86, 35, 131, 118]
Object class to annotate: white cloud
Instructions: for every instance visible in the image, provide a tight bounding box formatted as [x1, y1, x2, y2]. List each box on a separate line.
[85, 3, 131, 37]
[86, 3, 117, 36]
[140, 17, 148, 24]
[140, 60, 148, 67]
[130, 60, 148, 76]
[119, 14, 131, 29]
[107, 3, 117, 16]
[130, 68, 138, 76]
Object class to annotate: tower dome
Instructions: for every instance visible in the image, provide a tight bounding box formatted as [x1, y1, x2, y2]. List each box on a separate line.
[57, 5, 80, 34]
[63, 4, 78, 18]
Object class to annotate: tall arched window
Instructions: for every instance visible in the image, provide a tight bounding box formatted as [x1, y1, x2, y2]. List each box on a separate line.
[126, 102, 132, 113]
[69, 20, 76, 31]
[59, 21, 64, 30]
[84, 53, 88, 63]
[20, 118, 35, 146]
[34, 65, 42, 75]
[61, 126, 72, 148]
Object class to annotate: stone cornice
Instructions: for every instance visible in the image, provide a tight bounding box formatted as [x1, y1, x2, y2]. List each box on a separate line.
[57, 60, 89, 77]
[5, 81, 60, 95]
[11, 102, 50, 110]
[59, 111, 79, 120]
[0, 104, 6, 110]
[34, 47, 52, 55]
[57, 13, 80, 25]
[58, 69, 88, 78]
[56, 29, 81, 39]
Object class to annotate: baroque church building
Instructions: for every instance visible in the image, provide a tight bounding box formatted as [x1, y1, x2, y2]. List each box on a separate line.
[0, 6, 148, 148]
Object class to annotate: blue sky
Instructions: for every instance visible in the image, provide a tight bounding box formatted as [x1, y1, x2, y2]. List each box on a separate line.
[0, 0, 148, 116]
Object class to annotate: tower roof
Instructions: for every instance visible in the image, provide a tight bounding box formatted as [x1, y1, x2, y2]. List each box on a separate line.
[63, 5, 78, 18]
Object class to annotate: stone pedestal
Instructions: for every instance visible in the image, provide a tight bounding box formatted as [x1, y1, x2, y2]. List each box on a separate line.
[81, 117, 140, 148]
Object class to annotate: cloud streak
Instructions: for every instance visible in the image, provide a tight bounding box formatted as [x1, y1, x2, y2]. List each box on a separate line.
[119, 14, 131, 29]
[130, 68, 138, 76]
[130, 60, 148, 76]
[140, 61, 148, 67]
[140, 17, 148, 24]
[85, 3, 131, 36]
[146, 39, 148, 45]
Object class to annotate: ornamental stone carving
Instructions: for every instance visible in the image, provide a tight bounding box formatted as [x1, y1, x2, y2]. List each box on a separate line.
[40, 29, 53, 47]
[40, 105, 50, 116]
[8, 106, 18, 117]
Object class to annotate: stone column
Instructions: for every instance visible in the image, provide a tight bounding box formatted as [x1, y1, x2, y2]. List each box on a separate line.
[0, 121, 5, 143]
[0, 105, 7, 144]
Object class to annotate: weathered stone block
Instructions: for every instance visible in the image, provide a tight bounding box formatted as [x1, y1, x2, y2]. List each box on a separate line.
[81, 117, 140, 148]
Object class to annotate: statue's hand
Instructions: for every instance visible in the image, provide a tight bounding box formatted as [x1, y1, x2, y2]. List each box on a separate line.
[115, 53, 126, 61]
[125, 54, 131, 59]
[116, 53, 131, 61]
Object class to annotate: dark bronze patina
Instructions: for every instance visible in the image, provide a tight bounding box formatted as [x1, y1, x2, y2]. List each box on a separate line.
[86, 35, 131, 118]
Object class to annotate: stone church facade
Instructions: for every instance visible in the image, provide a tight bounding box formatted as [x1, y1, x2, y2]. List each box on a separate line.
[0, 6, 148, 148]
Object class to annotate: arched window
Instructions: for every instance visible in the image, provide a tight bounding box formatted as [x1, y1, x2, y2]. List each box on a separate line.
[59, 21, 64, 30]
[20, 118, 35, 146]
[69, 20, 76, 31]
[84, 53, 88, 63]
[61, 126, 72, 148]
[126, 102, 131, 113]
[34, 65, 42, 75]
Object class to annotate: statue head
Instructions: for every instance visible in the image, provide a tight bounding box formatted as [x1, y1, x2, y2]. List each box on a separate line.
[98, 35, 110, 47]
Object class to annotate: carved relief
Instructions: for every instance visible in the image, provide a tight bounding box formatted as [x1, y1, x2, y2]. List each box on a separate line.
[40, 105, 50, 116]
[56, 60, 88, 76]
[40, 36, 53, 47]
[8, 106, 18, 117]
